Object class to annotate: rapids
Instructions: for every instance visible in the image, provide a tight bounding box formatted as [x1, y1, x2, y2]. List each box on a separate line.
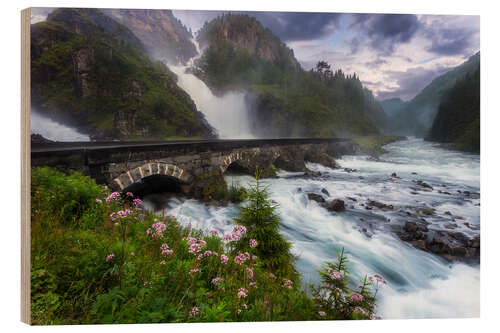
[143, 137, 480, 319]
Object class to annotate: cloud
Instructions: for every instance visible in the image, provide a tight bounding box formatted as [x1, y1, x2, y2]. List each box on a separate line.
[420, 15, 480, 56]
[174, 10, 343, 41]
[30, 7, 55, 24]
[376, 64, 452, 101]
[350, 14, 421, 55]
[246, 12, 343, 41]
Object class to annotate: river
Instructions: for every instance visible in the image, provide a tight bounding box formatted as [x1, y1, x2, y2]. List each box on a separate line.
[143, 137, 480, 319]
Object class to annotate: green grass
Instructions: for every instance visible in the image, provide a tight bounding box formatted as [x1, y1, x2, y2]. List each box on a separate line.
[31, 167, 381, 324]
[352, 136, 401, 156]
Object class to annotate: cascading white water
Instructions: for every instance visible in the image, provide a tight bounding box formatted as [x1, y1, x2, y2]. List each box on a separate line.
[168, 40, 255, 139]
[143, 138, 480, 319]
[31, 110, 90, 142]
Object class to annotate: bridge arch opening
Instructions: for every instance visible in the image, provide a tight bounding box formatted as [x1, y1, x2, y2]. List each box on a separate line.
[224, 161, 251, 175]
[122, 174, 185, 198]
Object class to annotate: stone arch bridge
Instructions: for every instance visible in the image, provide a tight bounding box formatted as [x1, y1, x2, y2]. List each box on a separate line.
[31, 138, 353, 196]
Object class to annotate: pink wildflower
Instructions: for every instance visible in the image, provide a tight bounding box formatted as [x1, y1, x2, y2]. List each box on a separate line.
[130, 252, 135, 257]
[269, 272, 276, 279]
[220, 254, 228, 264]
[160, 260, 166, 265]
[211, 277, 223, 284]
[205, 293, 212, 298]
[189, 243, 202, 254]
[126, 192, 134, 197]
[249, 281, 257, 288]
[106, 192, 120, 203]
[160, 243, 173, 256]
[185, 237, 197, 245]
[246, 267, 254, 280]
[96, 198, 102, 204]
[237, 288, 248, 299]
[249, 239, 258, 248]
[318, 311, 327, 317]
[208, 230, 219, 236]
[105, 253, 115, 261]
[234, 253, 250, 265]
[350, 293, 364, 303]
[353, 306, 369, 316]
[133, 198, 143, 206]
[151, 221, 167, 238]
[189, 307, 199, 317]
[146, 228, 152, 235]
[328, 268, 344, 280]
[189, 268, 200, 275]
[233, 225, 247, 234]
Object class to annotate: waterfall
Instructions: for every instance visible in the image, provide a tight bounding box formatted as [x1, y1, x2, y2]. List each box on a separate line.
[30, 110, 90, 142]
[168, 40, 255, 139]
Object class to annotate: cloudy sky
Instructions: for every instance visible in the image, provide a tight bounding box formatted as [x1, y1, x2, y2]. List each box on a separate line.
[173, 10, 479, 101]
[31, 8, 479, 101]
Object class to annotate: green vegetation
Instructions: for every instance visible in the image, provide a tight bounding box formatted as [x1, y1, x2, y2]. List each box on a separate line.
[31, 167, 382, 324]
[426, 68, 480, 153]
[195, 14, 388, 138]
[31, 8, 212, 140]
[386, 52, 480, 137]
[352, 136, 402, 157]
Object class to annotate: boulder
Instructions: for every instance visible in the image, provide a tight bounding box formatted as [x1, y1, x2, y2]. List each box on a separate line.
[404, 221, 418, 233]
[307, 193, 325, 203]
[367, 199, 394, 211]
[321, 188, 330, 197]
[324, 199, 345, 212]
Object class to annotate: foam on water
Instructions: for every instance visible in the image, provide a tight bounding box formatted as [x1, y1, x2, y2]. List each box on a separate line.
[144, 137, 480, 319]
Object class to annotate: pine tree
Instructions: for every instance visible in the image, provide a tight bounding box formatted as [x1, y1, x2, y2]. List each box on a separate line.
[233, 169, 298, 280]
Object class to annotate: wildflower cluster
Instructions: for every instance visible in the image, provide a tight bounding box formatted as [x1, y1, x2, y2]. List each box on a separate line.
[234, 252, 251, 265]
[160, 243, 173, 256]
[106, 192, 120, 203]
[110, 209, 132, 221]
[148, 220, 167, 238]
[223, 225, 247, 242]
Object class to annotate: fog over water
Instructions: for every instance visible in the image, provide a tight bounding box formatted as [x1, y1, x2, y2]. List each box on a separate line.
[30, 110, 90, 142]
[143, 138, 480, 319]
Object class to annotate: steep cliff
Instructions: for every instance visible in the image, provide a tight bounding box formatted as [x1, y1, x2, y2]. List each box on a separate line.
[31, 8, 214, 140]
[103, 9, 197, 65]
[197, 13, 301, 72]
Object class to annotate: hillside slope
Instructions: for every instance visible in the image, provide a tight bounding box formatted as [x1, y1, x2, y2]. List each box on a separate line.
[426, 68, 480, 153]
[31, 8, 214, 140]
[387, 52, 480, 137]
[193, 14, 388, 138]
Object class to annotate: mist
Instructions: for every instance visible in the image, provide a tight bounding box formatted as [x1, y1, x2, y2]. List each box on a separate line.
[31, 110, 90, 142]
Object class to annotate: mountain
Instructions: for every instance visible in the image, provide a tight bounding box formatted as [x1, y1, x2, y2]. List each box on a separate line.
[193, 13, 388, 137]
[102, 9, 197, 65]
[379, 98, 405, 117]
[388, 52, 480, 137]
[426, 68, 480, 153]
[31, 8, 214, 140]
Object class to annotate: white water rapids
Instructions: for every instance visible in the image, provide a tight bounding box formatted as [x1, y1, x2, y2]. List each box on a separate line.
[143, 138, 480, 319]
